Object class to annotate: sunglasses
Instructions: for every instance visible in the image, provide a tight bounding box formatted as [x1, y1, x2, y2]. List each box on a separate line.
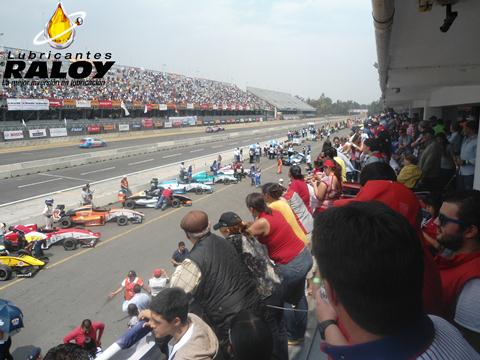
[437, 213, 467, 227]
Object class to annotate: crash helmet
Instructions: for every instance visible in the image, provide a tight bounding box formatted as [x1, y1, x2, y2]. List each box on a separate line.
[0, 244, 6, 252]
[45, 198, 54, 206]
[0, 222, 6, 232]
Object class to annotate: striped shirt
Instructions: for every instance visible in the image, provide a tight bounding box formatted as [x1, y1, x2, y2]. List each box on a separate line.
[454, 278, 480, 333]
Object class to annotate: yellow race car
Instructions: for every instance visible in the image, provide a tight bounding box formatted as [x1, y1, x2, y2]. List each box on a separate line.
[0, 253, 47, 281]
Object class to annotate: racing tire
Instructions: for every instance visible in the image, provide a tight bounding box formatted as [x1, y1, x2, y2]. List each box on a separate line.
[63, 238, 77, 251]
[195, 187, 203, 195]
[171, 199, 181, 208]
[124, 199, 136, 209]
[223, 179, 231, 185]
[117, 215, 129, 226]
[59, 217, 72, 229]
[0, 265, 12, 281]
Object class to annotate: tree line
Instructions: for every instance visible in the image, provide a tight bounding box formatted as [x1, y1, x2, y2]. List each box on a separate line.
[303, 93, 383, 116]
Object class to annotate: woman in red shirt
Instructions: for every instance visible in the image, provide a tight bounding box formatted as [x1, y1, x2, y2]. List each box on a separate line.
[63, 319, 104, 355]
[246, 193, 312, 305]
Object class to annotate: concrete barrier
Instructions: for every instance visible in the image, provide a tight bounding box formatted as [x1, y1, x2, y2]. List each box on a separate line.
[0, 119, 331, 179]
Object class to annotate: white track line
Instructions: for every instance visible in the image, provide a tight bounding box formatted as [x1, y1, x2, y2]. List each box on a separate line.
[38, 173, 91, 182]
[80, 166, 115, 176]
[211, 145, 223, 149]
[18, 178, 62, 188]
[162, 154, 179, 159]
[190, 148, 204, 153]
[128, 158, 155, 166]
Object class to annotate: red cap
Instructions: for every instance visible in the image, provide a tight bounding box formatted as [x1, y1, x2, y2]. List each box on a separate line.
[323, 159, 335, 168]
[153, 268, 162, 278]
[334, 180, 420, 228]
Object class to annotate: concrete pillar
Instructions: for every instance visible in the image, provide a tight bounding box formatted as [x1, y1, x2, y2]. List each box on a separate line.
[423, 105, 442, 121]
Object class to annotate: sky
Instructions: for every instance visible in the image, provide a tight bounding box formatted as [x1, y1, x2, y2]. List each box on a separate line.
[0, 0, 381, 104]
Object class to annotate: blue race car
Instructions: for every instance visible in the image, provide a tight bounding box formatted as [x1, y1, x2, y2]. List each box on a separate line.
[79, 137, 107, 148]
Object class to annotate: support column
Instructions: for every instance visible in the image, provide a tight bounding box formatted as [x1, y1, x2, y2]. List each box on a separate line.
[423, 105, 442, 121]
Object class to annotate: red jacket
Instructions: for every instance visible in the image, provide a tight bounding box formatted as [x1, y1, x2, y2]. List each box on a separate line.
[64, 321, 105, 347]
[435, 252, 480, 320]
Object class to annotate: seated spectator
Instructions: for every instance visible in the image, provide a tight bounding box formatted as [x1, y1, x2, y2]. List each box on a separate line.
[434, 190, 480, 351]
[361, 138, 385, 167]
[140, 287, 219, 360]
[313, 202, 479, 359]
[44, 344, 90, 360]
[397, 153, 422, 189]
[228, 310, 273, 360]
[122, 284, 151, 312]
[358, 162, 396, 187]
[127, 303, 139, 328]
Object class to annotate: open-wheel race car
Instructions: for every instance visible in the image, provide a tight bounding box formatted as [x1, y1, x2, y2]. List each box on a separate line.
[192, 171, 238, 185]
[4, 224, 100, 251]
[158, 179, 213, 195]
[118, 190, 193, 210]
[53, 204, 144, 228]
[0, 253, 47, 281]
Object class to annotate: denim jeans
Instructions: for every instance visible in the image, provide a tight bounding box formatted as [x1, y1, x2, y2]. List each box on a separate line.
[276, 247, 313, 305]
[284, 293, 308, 340]
[155, 195, 166, 209]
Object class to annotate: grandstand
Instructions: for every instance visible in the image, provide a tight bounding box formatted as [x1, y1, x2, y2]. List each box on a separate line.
[247, 86, 316, 119]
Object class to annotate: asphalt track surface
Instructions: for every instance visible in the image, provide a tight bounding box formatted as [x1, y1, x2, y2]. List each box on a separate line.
[0, 125, 305, 205]
[3, 130, 343, 358]
[0, 121, 294, 165]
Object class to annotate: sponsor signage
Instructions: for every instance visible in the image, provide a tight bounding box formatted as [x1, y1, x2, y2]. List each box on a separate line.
[7, 98, 49, 111]
[3, 130, 24, 140]
[159, 104, 168, 111]
[119, 124, 130, 132]
[63, 99, 76, 107]
[99, 100, 112, 109]
[187, 103, 194, 110]
[87, 125, 101, 134]
[164, 120, 172, 128]
[131, 123, 142, 130]
[142, 119, 153, 128]
[76, 100, 91, 108]
[48, 99, 63, 108]
[69, 126, 84, 133]
[154, 121, 164, 128]
[49, 127, 68, 137]
[103, 124, 116, 131]
[28, 128, 47, 138]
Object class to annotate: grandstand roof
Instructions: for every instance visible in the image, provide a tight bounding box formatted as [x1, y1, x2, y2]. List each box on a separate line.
[247, 87, 315, 112]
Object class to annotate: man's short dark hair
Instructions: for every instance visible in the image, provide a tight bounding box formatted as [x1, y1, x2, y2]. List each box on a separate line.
[133, 284, 141, 293]
[443, 190, 480, 229]
[150, 287, 189, 323]
[289, 165, 304, 179]
[323, 146, 337, 159]
[359, 162, 396, 186]
[312, 201, 424, 335]
[44, 344, 90, 360]
[178, 241, 185, 247]
[363, 138, 379, 152]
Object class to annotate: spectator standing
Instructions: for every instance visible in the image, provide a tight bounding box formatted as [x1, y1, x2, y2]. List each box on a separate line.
[283, 165, 313, 235]
[456, 120, 477, 190]
[187, 165, 193, 183]
[171, 241, 189, 267]
[42, 198, 54, 230]
[179, 162, 185, 181]
[149, 268, 170, 296]
[418, 129, 442, 193]
[171, 211, 260, 358]
[434, 190, 480, 351]
[140, 288, 219, 360]
[120, 176, 131, 197]
[397, 154, 422, 189]
[313, 202, 479, 359]
[210, 160, 218, 176]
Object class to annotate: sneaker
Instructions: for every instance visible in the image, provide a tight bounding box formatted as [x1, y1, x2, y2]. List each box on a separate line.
[288, 338, 304, 346]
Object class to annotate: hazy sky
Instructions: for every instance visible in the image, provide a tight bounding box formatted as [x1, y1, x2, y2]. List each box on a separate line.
[0, 0, 381, 103]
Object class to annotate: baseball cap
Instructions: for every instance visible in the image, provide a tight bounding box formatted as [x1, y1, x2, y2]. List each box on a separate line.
[213, 212, 242, 230]
[153, 268, 162, 278]
[334, 180, 420, 228]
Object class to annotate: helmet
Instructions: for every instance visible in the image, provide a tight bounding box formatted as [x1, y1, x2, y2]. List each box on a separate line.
[0, 245, 6, 252]
[0, 223, 6, 231]
[45, 198, 54, 206]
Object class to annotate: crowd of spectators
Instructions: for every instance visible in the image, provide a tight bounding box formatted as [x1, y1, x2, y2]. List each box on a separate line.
[0, 47, 272, 109]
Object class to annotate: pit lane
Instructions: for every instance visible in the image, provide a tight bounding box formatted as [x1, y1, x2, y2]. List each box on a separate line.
[1, 127, 348, 357]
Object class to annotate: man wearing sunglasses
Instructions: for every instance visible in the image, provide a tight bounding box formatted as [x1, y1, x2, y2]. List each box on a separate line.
[434, 190, 480, 352]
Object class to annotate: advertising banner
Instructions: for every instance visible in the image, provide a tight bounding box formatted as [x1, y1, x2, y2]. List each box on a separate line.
[154, 121, 164, 128]
[170, 116, 197, 127]
[63, 99, 76, 107]
[7, 98, 49, 111]
[103, 124, 116, 131]
[49, 127, 68, 137]
[119, 124, 130, 132]
[164, 119, 172, 128]
[131, 123, 142, 130]
[99, 100, 112, 109]
[159, 104, 168, 111]
[187, 103, 194, 110]
[142, 119, 153, 128]
[87, 125, 101, 134]
[3, 130, 24, 140]
[112, 100, 122, 108]
[28, 129, 47, 138]
[76, 100, 91, 108]
[49, 99, 63, 108]
[69, 126, 84, 133]
[212, 105, 218, 110]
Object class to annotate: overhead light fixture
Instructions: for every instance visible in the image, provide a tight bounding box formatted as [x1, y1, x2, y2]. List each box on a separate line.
[440, 4, 458, 33]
